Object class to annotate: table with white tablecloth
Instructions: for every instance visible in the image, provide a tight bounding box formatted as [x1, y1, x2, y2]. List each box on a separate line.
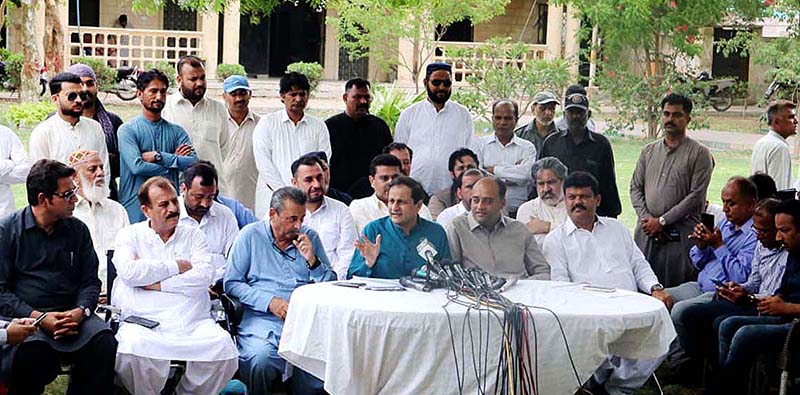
[278, 280, 676, 395]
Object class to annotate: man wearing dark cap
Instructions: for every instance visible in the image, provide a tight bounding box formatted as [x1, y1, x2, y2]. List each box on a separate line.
[515, 91, 559, 153]
[64, 64, 124, 201]
[394, 62, 478, 195]
[538, 92, 622, 218]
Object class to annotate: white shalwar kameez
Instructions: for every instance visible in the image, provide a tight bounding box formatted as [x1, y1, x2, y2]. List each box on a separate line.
[112, 222, 238, 394]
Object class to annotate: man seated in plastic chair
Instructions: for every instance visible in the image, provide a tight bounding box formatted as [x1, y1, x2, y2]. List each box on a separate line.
[112, 176, 238, 394]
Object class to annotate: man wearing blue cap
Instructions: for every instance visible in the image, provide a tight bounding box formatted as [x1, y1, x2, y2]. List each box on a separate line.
[222, 75, 260, 211]
[394, 62, 478, 195]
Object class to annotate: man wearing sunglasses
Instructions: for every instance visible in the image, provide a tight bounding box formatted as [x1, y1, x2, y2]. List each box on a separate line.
[394, 62, 478, 195]
[29, 72, 111, 193]
[0, 159, 118, 394]
[225, 186, 335, 394]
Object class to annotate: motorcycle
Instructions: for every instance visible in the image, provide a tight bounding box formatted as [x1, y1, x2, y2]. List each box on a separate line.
[764, 75, 799, 103]
[692, 71, 737, 112]
[104, 67, 140, 101]
[0, 61, 49, 96]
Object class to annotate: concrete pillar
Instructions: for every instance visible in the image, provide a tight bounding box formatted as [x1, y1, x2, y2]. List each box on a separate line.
[59, 0, 69, 69]
[34, 1, 46, 62]
[564, 4, 581, 75]
[222, 0, 240, 65]
[545, 2, 563, 59]
[322, 9, 339, 80]
[201, 12, 219, 78]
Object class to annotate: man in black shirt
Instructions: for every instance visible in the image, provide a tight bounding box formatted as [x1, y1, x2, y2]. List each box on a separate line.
[538, 93, 621, 218]
[326, 78, 393, 199]
[0, 159, 117, 394]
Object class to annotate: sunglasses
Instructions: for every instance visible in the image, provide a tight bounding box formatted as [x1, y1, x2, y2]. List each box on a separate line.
[52, 184, 79, 201]
[65, 91, 89, 102]
[430, 79, 452, 87]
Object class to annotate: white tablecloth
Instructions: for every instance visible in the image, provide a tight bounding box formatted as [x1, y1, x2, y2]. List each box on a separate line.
[278, 280, 676, 395]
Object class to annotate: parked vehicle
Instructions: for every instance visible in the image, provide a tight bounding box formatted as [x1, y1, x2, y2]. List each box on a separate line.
[106, 67, 140, 101]
[764, 75, 799, 103]
[0, 62, 48, 96]
[692, 71, 737, 112]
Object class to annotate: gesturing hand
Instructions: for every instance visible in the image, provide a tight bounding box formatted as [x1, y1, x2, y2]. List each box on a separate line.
[355, 234, 382, 268]
[292, 234, 316, 265]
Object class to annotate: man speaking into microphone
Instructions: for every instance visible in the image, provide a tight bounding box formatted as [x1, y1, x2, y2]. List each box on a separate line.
[349, 177, 451, 279]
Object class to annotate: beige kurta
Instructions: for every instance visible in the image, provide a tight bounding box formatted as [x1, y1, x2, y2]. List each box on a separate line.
[630, 136, 714, 287]
[222, 111, 260, 211]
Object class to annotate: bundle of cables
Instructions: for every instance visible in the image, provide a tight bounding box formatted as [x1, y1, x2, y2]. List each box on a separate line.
[414, 259, 585, 395]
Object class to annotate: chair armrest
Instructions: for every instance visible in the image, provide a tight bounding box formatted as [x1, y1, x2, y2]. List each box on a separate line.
[220, 294, 243, 331]
[778, 318, 800, 371]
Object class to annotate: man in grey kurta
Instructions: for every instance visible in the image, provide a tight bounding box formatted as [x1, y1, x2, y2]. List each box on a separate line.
[631, 93, 714, 287]
[446, 177, 550, 279]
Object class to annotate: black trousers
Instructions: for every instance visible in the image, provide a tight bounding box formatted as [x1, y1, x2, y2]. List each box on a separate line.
[8, 330, 117, 395]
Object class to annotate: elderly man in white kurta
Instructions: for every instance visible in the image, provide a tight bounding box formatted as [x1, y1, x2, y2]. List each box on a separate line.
[30, 72, 110, 187]
[543, 172, 674, 395]
[112, 177, 238, 395]
[253, 72, 331, 218]
[178, 161, 239, 282]
[516, 157, 568, 245]
[0, 125, 31, 217]
[69, 150, 128, 293]
[394, 62, 477, 194]
[162, 56, 231, 194]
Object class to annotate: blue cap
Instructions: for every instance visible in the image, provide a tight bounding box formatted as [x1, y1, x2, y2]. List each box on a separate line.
[223, 75, 250, 93]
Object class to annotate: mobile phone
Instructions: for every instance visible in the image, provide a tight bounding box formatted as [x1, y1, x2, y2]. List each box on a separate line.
[32, 312, 48, 327]
[711, 278, 726, 287]
[333, 282, 365, 288]
[701, 213, 716, 232]
[123, 315, 160, 329]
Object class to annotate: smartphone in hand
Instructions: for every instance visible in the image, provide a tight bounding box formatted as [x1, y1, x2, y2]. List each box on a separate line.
[701, 213, 715, 232]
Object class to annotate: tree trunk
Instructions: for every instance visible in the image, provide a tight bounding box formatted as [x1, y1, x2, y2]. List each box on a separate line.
[43, 0, 65, 75]
[19, 0, 41, 102]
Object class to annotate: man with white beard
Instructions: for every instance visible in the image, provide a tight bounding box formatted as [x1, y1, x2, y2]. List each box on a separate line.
[68, 149, 129, 297]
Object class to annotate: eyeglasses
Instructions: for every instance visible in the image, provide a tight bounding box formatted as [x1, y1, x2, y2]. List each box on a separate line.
[430, 79, 452, 87]
[52, 185, 79, 201]
[65, 91, 89, 102]
[272, 242, 297, 261]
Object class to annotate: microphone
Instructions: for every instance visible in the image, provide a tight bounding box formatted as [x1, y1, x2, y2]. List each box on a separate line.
[416, 238, 437, 264]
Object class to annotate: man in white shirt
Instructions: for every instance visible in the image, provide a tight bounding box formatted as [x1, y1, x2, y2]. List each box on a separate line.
[162, 55, 231, 194]
[437, 168, 485, 228]
[543, 171, 674, 395]
[291, 155, 357, 280]
[751, 100, 796, 190]
[113, 176, 238, 394]
[253, 72, 331, 218]
[478, 100, 536, 216]
[68, 149, 129, 296]
[394, 62, 478, 194]
[222, 75, 260, 211]
[178, 161, 238, 283]
[516, 157, 568, 245]
[30, 72, 110, 187]
[350, 154, 432, 234]
[0, 125, 31, 217]
[429, 148, 479, 219]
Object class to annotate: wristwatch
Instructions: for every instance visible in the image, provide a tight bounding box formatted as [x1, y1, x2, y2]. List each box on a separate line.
[650, 284, 665, 293]
[79, 305, 91, 318]
[306, 255, 320, 270]
[154, 152, 163, 162]
[658, 216, 666, 226]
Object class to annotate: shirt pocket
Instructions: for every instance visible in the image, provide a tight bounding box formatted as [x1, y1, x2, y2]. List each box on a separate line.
[198, 121, 219, 144]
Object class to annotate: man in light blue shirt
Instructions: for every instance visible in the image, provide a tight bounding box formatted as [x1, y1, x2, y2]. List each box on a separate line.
[224, 187, 335, 394]
[118, 69, 197, 223]
[349, 176, 451, 279]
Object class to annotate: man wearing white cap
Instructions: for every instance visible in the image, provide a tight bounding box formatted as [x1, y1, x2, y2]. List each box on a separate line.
[222, 75, 260, 211]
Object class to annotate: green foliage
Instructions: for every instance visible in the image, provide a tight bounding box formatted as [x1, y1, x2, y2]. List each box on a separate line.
[0, 48, 23, 90]
[3, 101, 55, 129]
[286, 61, 323, 93]
[71, 56, 116, 91]
[216, 63, 246, 81]
[130, 0, 324, 21]
[144, 61, 176, 88]
[328, 0, 510, 87]
[449, 37, 572, 121]
[372, 83, 425, 133]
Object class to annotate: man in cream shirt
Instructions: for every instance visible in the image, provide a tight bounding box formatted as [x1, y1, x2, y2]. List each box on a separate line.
[751, 100, 796, 190]
[516, 157, 568, 245]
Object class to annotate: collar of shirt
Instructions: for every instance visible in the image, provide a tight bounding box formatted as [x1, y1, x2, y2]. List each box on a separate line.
[20, 205, 67, 232]
[487, 134, 525, 148]
[768, 129, 789, 143]
[76, 194, 106, 209]
[307, 196, 330, 216]
[141, 220, 180, 245]
[722, 217, 754, 235]
[177, 195, 218, 226]
[280, 109, 308, 126]
[556, 126, 596, 142]
[173, 91, 209, 109]
[53, 114, 82, 130]
[423, 99, 453, 115]
[467, 212, 507, 232]
[370, 193, 388, 212]
[564, 215, 607, 236]
[227, 110, 256, 126]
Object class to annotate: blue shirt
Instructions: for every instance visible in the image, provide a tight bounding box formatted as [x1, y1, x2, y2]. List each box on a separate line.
[777, 252, 800, 304]
[348, 216, 451, 279]
[741, 243, 788, 297]
[216, 194, 258, 229]
[223, 222, 335, 357]
[690, 217, 757, 292]
[118, 116, 197, 223]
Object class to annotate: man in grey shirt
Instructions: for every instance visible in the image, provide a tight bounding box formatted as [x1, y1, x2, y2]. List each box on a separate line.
[445, 177, 550, 279]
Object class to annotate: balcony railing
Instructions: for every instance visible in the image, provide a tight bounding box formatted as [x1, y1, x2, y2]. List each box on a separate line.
[67, 26, 203, 69]
[432, 41, 549, 85]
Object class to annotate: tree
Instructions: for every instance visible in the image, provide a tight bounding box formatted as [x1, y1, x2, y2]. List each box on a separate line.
[558, 0, 765, 138]
[17, 0, 41, 102]
[327, 0, 510, 92]
[43, 0, 65, 75]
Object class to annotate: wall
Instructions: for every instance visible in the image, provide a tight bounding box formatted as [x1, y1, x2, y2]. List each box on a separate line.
[99, 0, 163, 30]
[474, 0, 546, 44]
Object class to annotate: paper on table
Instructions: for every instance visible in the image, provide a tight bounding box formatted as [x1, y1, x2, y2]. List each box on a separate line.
[349, 276, 402, 287]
